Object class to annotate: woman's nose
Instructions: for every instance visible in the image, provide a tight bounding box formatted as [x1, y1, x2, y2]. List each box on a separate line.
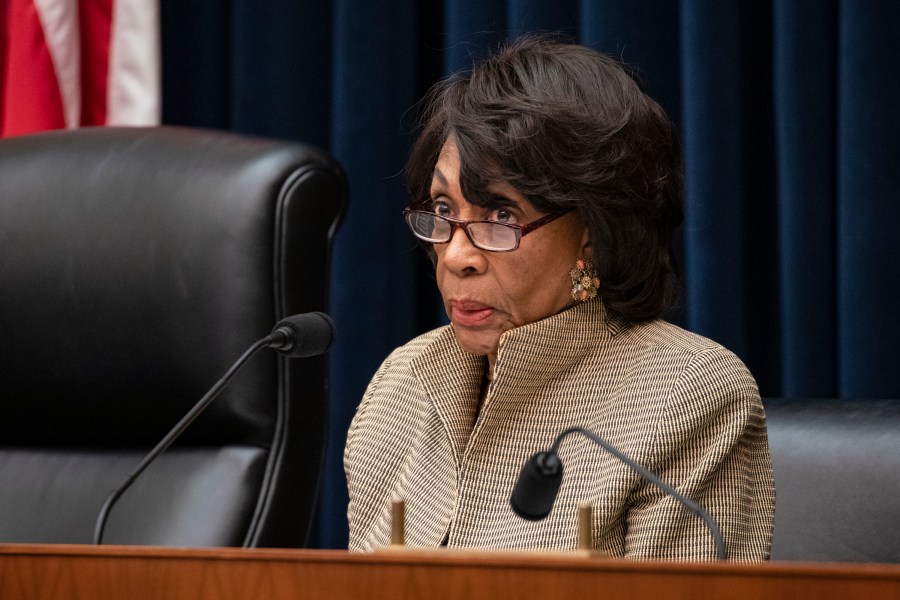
[439, 226, 487, 274]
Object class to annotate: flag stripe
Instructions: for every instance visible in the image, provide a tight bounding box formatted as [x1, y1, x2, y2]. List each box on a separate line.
[34, 0, 81, 129]
[1, 0, 67, 136]
[78, 0, 114, 126]
[107, 0, 160, 125]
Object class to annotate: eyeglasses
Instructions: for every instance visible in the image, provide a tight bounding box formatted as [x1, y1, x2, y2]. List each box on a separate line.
[403, 207, 573, 252]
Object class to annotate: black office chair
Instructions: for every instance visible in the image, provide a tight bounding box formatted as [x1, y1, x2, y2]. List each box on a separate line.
[0, 126, 347, 547]
[766, 398, 900, 562]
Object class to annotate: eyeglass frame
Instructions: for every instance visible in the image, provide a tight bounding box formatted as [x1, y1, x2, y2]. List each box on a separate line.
[402, 206, 574, 253]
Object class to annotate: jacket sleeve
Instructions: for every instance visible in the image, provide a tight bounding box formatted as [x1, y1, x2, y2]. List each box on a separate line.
[623, 347, 775, 561]
[343, 351, 394, 551]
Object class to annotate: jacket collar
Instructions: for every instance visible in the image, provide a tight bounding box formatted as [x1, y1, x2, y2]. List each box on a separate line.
[409, 299, 624, 464]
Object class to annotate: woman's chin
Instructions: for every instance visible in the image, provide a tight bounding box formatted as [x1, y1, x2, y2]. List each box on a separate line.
[451, 325, 499, 358]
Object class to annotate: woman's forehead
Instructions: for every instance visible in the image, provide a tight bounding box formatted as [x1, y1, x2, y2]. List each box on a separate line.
[431, 136, 534, 210]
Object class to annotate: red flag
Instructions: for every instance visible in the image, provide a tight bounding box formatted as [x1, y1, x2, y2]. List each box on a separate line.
[1, 0, 160, 138]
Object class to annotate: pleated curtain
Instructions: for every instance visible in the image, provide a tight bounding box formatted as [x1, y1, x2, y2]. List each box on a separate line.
[160, 0, 900, 548]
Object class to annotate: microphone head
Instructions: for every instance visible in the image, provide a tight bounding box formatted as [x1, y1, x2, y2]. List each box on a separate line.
[510, 451, 563, 521]
[270, 312, 336, 358]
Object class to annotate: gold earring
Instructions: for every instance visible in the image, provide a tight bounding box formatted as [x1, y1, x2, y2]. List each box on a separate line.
[570, 259, 600, 301]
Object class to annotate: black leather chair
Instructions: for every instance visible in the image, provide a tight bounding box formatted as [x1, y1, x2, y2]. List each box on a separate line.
[766, 398, 900, 562]
[0, 126, 347, 547]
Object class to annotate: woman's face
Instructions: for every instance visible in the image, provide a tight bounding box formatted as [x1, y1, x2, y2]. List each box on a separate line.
[430, 139, 590, 366]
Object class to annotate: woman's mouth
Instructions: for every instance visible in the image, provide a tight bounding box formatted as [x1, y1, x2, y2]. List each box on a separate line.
[450, 300, 494, 327]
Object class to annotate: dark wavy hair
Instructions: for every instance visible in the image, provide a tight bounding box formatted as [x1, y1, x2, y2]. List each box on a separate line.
[406, 35, 684, 322]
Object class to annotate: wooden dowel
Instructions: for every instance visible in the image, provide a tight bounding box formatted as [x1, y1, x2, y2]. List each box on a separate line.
[577, 503, 593, 551]
[391, 499, 405, 546]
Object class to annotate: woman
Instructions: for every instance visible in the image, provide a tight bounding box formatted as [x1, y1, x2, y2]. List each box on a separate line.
[344, 36, 774, 560]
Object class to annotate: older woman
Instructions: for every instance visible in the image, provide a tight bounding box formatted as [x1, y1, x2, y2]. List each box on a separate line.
[344, 36, 774, 560]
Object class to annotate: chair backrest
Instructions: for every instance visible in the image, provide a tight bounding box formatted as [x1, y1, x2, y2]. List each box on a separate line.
[0, 126, 347, 547]
[766, 398, 900, 562]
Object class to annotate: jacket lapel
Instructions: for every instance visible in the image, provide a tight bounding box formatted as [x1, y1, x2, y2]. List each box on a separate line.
[410, 327, 484, 467]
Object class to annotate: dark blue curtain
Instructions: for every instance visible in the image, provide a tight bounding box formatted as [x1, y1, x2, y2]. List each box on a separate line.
[160, 0, 900, 548]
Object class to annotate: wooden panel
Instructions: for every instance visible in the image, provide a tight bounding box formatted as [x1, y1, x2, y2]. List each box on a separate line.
[2, 544, 900, 600]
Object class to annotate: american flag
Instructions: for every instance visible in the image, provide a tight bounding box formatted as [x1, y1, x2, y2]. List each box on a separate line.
[1, 0, 160, 137]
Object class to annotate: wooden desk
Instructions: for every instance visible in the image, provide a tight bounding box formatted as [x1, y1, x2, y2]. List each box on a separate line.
[2, 544, 900, 599]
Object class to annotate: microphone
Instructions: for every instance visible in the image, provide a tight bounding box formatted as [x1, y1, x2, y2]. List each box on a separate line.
[268, 312, 336, 358]
[510, 426, 726, 560]
[93, 312, 336, 545]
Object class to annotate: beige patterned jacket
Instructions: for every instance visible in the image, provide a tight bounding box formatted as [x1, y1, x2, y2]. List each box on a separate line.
[344, 300, 774, 560]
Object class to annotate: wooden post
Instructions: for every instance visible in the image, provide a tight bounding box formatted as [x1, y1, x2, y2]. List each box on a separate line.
[390, 499, 405, 546]
[577, 503, 592, 552]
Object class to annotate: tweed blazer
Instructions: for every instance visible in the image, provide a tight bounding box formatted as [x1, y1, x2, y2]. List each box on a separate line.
[345, 299, 774, 560]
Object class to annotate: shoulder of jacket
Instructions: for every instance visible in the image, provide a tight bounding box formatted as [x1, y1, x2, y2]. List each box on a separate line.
[380, 325, 451, 367]
[620, 319, 743, 361]
[362, 325, 452, 398]
[603, 320, 758, 402]
[347, 326, 451, 461]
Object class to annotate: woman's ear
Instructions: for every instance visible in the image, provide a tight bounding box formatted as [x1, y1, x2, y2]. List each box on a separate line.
[580, 226, 593, 261]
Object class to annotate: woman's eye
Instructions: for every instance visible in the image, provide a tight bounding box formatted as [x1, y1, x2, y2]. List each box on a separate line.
[431, 201, 451, 217]
[491, 208, 514, 223]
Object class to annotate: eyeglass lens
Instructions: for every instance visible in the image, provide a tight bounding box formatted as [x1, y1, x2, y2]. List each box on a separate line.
[406, 212, 519, 251]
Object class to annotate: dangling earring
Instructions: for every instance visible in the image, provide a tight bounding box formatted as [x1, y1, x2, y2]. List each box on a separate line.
[570, 259, 600, 302]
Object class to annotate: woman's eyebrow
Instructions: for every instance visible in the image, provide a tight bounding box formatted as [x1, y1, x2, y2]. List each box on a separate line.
[483, 187, 521, 208]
